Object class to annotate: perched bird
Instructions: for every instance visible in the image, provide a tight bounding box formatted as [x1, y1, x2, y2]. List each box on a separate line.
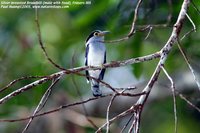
[85, 30, 109, 97]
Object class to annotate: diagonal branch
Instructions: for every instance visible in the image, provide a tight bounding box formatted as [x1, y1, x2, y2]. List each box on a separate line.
[191, 0, 200, 16]
[106, 94, 117, 133]
[35, 8, 66, 70]
[0, 94, 128, 123]
[0, 75, 47, 93]
[128, 0, 143, 37]
[96, 105, 141, 132]
[0, 95, 109, 123]
[106, 0, 173, 44]
[177, 39, 200, 91]
[162, 66, 177, 133]
[105, 0, 143, 43]
[0, 52, 159, 105]
[120, 113, 134, 133]
[71, 51, 99, 129]
[0, 91, 145, 123]
[178, 93, 200, 113]
[136, 0, 190, 107]
[22, 77, 60, 133]
[131, 0, 190, 132]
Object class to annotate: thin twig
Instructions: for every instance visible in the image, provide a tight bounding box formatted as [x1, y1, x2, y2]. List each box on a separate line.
[128, 0, 143, 37]
[0, 92, 145, 123]
[167, 0, 173, 25]
[135, 0, 190, 131]
[144, 26, 153, 40]
[180, 29, 195, 40]
[35, 8, 66, 71]
[0, 95, 110, 123]
[0, 52, 159, 105]
[128, 119, 135, 133]
[105, 0, 173, 44]
[0, 71, 64, 105]
[120, 114, 134, 133]
[191, 0, 200, 16]
[72, 79, 99, 130]
[185, 12, 196, 32]
[106, 94, 117, 133]
[0, 1, 195, 133]
[0, 76, 47, 93]
[180, 9, 196, 40]
[161, 66, 177, 133]
[71, 50, 99, 129]
[104, 0, 143, 43]
[136, 0, 190, 108]
[96, 106, 137, 132]
[138, 0, 172, 41]
[128, 114, 136, 133]
[177, 40, 200, 91]
[22, 77, 60, 133]
[178, 93, 200, 113]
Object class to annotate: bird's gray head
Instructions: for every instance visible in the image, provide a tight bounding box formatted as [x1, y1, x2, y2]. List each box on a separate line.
[86, 30, 109, 43]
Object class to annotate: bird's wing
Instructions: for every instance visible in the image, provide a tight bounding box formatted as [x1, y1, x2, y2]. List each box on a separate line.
[104, 51, 106, 64]
[85, 44, 90, 82]
[99, 51, 106, 80]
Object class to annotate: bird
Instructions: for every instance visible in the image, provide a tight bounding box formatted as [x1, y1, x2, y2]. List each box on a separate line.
[85, 30, 109, 97]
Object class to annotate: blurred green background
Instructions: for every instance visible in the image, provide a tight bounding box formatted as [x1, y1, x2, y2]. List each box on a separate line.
[0, 0, 200, 132]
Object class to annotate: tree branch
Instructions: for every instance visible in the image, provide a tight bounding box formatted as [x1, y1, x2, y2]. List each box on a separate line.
[0, 75, 47, 93]
[105, 0, 143, 43]
[22, 77, 60, 133]
[136, 0, 190, 107]
[0, 52, 158, 105]
[35, 8, 66, 70]
[131, 0, 190, 132]
[106, 94, 117, 133]
[162, 66, 177, 133]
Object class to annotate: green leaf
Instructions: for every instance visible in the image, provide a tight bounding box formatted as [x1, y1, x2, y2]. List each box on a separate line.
[131, 33, 143, 78]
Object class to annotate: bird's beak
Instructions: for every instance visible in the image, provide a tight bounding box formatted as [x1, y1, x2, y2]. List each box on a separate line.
[98, 31, 110, 36]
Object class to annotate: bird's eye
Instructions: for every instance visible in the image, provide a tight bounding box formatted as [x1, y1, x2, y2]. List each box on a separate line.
[94, 32, 99, 36]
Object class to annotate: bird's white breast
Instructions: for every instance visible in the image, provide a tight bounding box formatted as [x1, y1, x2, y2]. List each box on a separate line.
[87, 42, 105, 66]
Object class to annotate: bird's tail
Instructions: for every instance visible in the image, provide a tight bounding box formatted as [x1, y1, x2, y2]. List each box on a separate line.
[91, 80, 102, 97]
